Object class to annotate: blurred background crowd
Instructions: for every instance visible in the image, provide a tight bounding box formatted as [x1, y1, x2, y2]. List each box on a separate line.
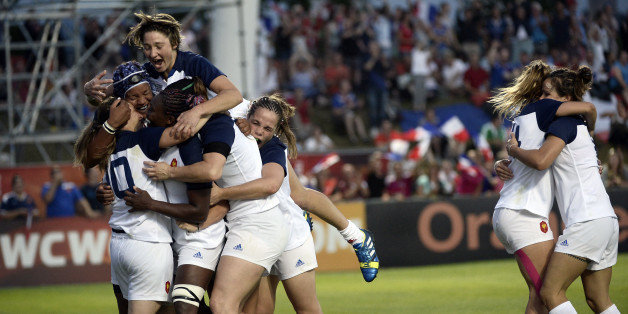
[2, 0, 628, 219]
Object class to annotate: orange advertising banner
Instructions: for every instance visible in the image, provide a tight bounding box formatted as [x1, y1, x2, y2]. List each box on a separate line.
[311, 201, 366, 272]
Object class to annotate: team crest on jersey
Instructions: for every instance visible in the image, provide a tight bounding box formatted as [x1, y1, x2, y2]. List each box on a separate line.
[165, 281, 171, 293]
[540, 221, 548, 233]
[170, 158, 177, 167]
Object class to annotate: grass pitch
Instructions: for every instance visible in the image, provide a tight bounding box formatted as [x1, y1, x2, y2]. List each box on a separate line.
[1, 254, 626, 313]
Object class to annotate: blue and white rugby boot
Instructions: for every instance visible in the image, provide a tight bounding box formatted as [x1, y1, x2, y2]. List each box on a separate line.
[352, 229, 379, 282]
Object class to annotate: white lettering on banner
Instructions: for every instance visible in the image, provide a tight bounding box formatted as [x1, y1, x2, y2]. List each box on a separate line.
[68, 230, 109, 266]
[1, 233, 40, 269]
[312, 218, 363, 254]
[40, 232, 66, 267]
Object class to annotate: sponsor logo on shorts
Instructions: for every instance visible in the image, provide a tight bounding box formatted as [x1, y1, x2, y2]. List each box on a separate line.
[295, 259, 305, 267]
[165, 281, 171, 293]
[170, 159, 178, 167]
[560, 239, 569, 246]
[233, 244, 243, 251]
[193, 251, 202, 259]
[540, 221, 548, 233]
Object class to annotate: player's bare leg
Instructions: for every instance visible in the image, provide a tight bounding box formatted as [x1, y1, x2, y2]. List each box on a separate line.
[172, 265, 213, 314]
[209, 256, 264, 314]
[250, 276, 277, 314]
[540, 252, 588, 312]
[113, 284, 128, 314]
[581, 267, 616, 313]
[514, 240, 554, 314]
[128, 300, 162, 314]
[282, 270, 322, 314]
[241, 279, 262, 314]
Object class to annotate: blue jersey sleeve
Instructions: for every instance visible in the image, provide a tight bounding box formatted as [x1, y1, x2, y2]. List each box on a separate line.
[178, 137, 212, 190]
[546, 116, 583, 144]
[182, 51, 226, 89]
[198, 114, 234, 157]
[115, 128, 165, 160]
[532, 99, 563, 131]
[259, 137, 287, 177]
[137, 127, 166, 160]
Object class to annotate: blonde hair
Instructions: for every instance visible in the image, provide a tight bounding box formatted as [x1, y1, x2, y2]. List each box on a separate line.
[126, 12, 182, 49]
[248, 94, 298, 159]
[74, 97, 117, 171]
[489, 60, 551, 119]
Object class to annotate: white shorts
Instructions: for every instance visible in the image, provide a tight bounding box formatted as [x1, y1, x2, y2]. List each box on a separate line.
[554, 217, 618, 270]
[110, 232, 174, 301]
[270, 232, 318, 281]
[173, 241, 224, 271]
[492, 208, 554, 254]
[221, 206, 289, 273]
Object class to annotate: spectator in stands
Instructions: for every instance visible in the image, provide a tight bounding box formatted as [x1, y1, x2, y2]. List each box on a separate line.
[438, 159, 457, 196]
[288, 88, 313, 140]
[414, 161, 440, 198]
[610, 50, 628, 119]
[290, 56, 318, 99]
[455, 150, 485, 196]
[323, 52, 351, 97]
[373, 119, 403, 149]
[603, 147, 628, 188]
[42, 166, 98, 218]
[364, 41, 390, 131]
[1, 175, 39, 221]
[488, 43, 515, 90]
[464, 53, 490, 107]
[441, 49, 467, 97]
[80, 167, 111, 216]
[332, 79, 369, 144]
[365, 151, 386, 199]
[529, 2, 549, 55]
[510, 5, 533, 63]
[332, 163, 369, 201]
[481, 114, 507, 157]
[304, 126, 334, 153]
[382, 162, 412, 201]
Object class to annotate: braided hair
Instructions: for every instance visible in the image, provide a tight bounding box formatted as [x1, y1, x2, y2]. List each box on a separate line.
[248, 94, 298, 159]
[157, 77, 206, 120]
[126, 12, 182, 49]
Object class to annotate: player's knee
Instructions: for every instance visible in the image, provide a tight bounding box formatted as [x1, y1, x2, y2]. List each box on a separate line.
[585, 294, 611, 313]
[172, 284, 205, 309]
[539, 285, 555, 307]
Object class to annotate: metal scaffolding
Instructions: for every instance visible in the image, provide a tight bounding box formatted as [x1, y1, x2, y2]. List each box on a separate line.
[0, 0, 214, 167]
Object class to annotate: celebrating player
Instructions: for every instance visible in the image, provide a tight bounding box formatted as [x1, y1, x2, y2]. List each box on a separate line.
[504, 66, 620, 314]
[489, 60, 598, 313]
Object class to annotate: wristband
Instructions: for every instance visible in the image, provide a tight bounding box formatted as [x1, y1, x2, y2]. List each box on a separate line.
[103, 121, 117, 135]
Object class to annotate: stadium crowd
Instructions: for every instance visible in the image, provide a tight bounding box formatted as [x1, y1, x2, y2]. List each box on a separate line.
[1, 0, 628, 206]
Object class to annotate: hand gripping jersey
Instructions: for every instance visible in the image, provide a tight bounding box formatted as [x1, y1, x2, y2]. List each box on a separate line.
[495, 99, 563, 218]
[259, 137, 310, 251]
[145, 50, 225, 93]
[106, 127, 172, 243]
[158, 136, 226, 249]
[197, 114, 279, 221]
[546, 116, 617, 227]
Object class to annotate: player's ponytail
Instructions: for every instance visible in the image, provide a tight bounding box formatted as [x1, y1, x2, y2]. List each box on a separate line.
[74, 97, 117, 171]
[490, 60, 551, 119]
[248, 94, 298, 159]
[547, 65, 592, 102]
[160, 77, 205, 120]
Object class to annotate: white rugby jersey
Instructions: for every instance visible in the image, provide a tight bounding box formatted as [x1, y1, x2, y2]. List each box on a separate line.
[495, 99, 563, 218]
[198, 114, 279, 221]
[546, 116, 616, 227]
[106, 127, 172, 243]
[260, 137, 310, 250]
[158, 136, 226, 249]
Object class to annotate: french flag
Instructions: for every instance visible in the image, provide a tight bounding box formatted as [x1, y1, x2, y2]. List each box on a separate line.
[475, 134, 494, 161]
[440, 116, 470, 143]
[457, 154, 478, 177]
[311, 152, 340, 174]
[404, 127, 432, 160]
